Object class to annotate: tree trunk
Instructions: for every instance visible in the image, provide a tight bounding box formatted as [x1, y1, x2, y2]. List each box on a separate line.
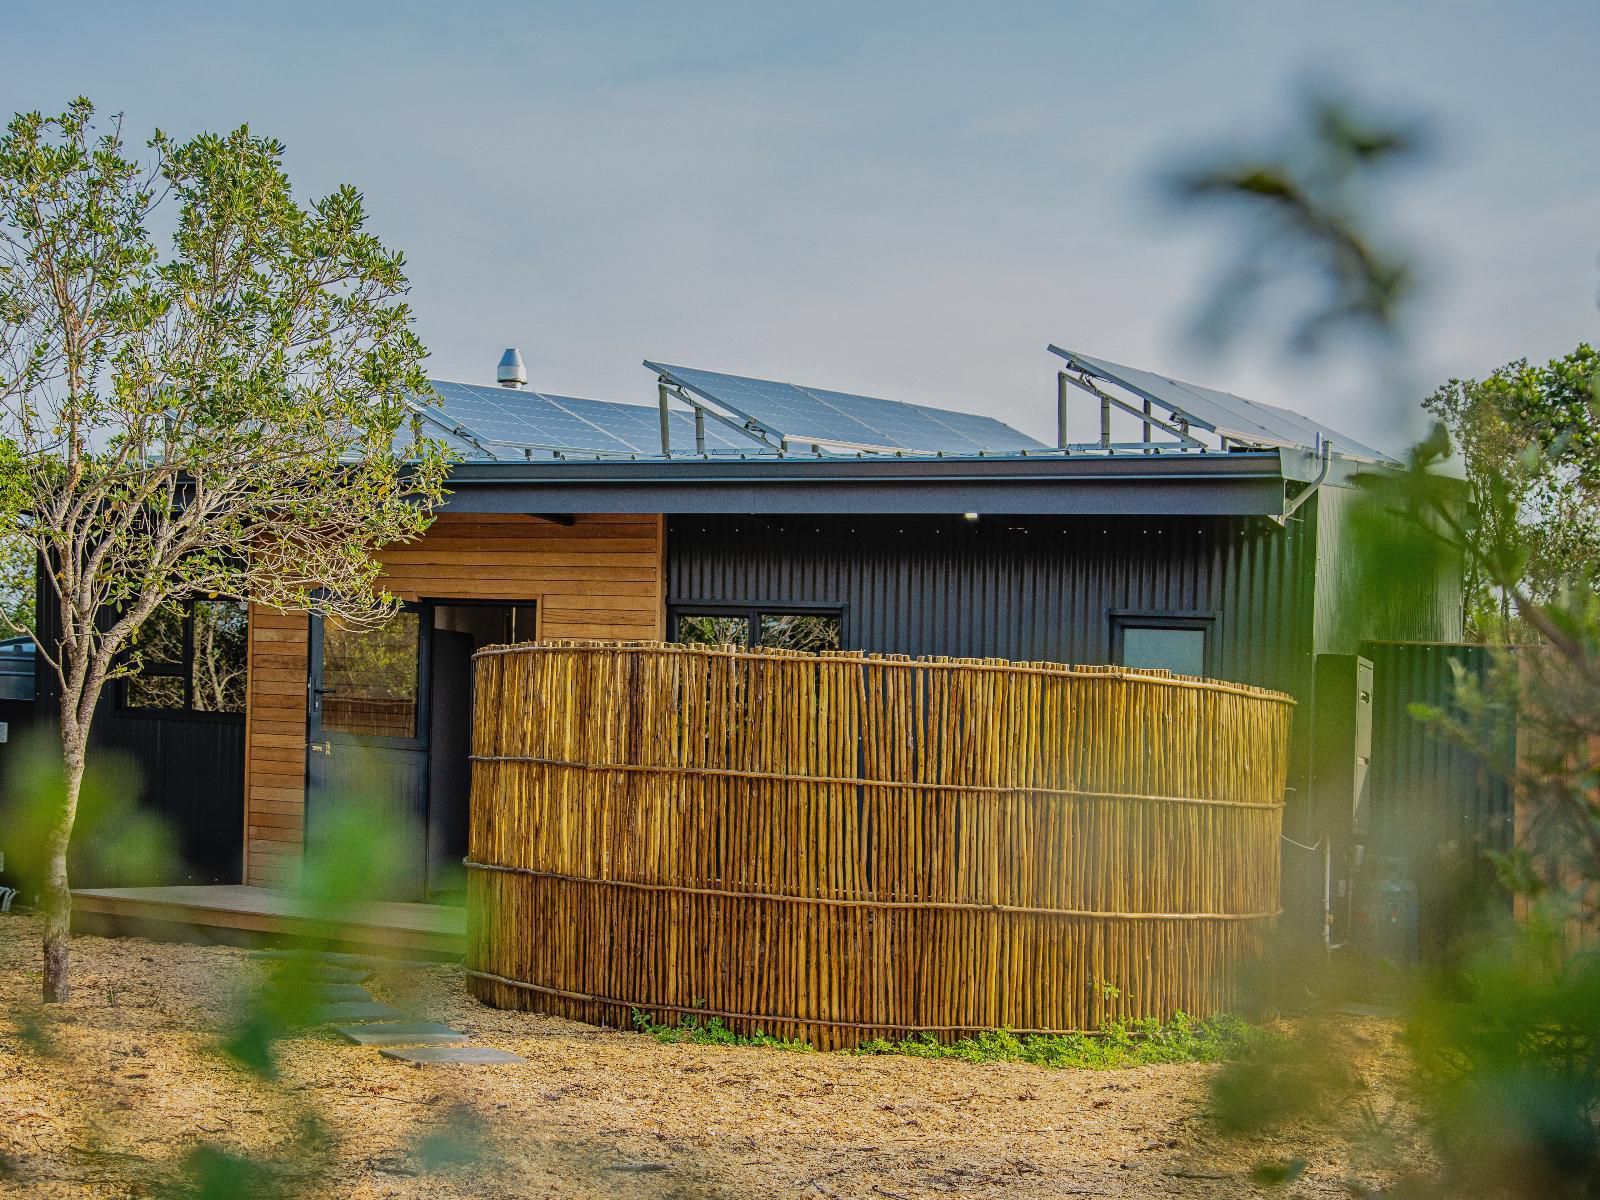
[41, 738, 86, 1004]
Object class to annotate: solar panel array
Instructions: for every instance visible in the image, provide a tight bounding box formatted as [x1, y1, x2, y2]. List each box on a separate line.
[647, 362, 1045, 454]
[411, 380, 753, 459]
[1048, 347, 1395, 463]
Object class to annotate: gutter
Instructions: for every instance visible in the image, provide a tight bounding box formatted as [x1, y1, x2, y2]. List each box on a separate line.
[1275, 440, 1333, 526]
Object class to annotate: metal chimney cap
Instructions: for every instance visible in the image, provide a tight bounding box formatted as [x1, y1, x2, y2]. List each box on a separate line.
[496, 347, 528, 388]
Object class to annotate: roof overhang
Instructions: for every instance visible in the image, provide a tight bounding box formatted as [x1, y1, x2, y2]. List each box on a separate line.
[435, 449, 1363, 518]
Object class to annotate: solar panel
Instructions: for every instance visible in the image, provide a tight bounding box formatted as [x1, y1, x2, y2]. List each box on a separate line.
[413, 380, 771, 459]
[1047, 347, 1395, 463]
[429, 382, 639, 454]
[647, 362, 1045, 454]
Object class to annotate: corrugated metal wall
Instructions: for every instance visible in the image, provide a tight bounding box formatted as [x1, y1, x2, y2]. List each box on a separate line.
[1362, 640, 1513, 865]
[1313, 485, 1465, 654]
[667, 514, 1318, 695]
[90, 710, 245, 885]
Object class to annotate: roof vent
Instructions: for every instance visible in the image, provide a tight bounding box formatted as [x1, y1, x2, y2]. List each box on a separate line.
[496, 347, 527, 389]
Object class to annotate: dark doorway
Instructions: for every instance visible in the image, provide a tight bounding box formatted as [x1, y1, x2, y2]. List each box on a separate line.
[305, 601, 532, 902]
[426, 603, 535, 900]
[305, 606, 430, 899]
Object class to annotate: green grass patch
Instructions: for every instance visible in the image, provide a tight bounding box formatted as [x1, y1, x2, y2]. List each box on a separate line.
[631, 1010, 814, 1051]
[631, 1009, 1268, 1068]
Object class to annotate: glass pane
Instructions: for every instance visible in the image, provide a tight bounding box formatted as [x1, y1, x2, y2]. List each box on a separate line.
[759, 613, 841, 652]
[137, 601, 186, 669]
[1122, 626, 1206, 677]
[192, 600, 248, 712]
[127, 673, 185, 709]
[675, 614, 751, 647]
[321, 610, 420, 737]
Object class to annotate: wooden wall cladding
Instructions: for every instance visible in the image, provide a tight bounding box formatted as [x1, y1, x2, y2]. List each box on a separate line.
[241, 512, 666, 885]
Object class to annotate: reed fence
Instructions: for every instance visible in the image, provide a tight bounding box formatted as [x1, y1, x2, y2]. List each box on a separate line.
[465, 641, 1292, 1049]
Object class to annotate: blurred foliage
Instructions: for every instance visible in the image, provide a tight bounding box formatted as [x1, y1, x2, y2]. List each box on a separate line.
[1, 743, 491, 1195]
[1173, 84, 1600, 1197]
[0, 730, 174, 897]
[1165, 87, 1427, 354]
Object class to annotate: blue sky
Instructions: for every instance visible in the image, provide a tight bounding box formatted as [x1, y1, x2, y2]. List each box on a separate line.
[3, 1, 1596, 449]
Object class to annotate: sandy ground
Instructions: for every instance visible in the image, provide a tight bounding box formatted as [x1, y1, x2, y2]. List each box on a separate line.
[0, 913, 1419, 1199]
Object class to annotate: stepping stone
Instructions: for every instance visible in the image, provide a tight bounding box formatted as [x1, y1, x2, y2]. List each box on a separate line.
[310, 983, 374, 1003]
[335, 1021, 471, 1047]
[251, 949, 430, 970]
[319, 1000, 407, 1023]
[379, 1045, 525, 1065]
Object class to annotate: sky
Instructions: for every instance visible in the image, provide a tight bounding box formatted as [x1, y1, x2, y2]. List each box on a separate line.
[2, 1, 1596, 451]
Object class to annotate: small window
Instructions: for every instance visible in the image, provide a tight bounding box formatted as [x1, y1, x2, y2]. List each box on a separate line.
[321, 610, 421, 738]
[1111, 611, 1213, 677]
[1122, 627, 1206, 676]
[676, 613, 752, 647]
[759, 613, 841, 652]
[191, 600, 248, 712]
[672, 606, 843, 651]
[0, 636, 33, 701]
[123, 599, 248, 713]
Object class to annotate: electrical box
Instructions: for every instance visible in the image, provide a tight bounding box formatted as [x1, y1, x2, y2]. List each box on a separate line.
[1313, 653, 1374, 839]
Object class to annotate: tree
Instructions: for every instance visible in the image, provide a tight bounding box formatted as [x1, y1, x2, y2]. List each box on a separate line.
[1423, 346, 1600, 635]
[0, 99, 450, 1001]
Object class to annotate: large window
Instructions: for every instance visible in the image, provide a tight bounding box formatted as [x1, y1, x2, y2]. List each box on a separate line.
[123, 599, 248, 714]
[1111, 611, 1213, 678]
[673, 606, 843, 652]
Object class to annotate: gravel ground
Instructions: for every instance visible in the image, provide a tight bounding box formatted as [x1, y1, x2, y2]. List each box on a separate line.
[0, 913, 1419, 1198]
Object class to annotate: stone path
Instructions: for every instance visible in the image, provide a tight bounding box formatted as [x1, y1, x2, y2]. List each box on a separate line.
[250, 949, 526, 1066]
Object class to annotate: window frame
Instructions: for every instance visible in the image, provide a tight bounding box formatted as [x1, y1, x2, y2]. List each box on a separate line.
[118, 598, 249, 720]
[668, 600, 848, 651]
[1108, 608, 1217, 677]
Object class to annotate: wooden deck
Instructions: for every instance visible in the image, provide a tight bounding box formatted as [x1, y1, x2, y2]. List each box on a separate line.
[71, 885, 466, 958]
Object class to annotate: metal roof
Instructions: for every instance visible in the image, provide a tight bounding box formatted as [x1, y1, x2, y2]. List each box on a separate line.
[1048, 346, 1396, 464]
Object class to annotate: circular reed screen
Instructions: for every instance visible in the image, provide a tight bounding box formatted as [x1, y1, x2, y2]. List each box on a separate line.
[465, 641, 1291, 1049]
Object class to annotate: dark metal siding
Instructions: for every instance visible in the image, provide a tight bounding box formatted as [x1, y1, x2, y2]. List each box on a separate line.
[668, 513, 1316, 694]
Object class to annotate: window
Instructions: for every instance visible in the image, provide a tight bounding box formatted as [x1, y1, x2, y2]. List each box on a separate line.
[123, 599, 248, 713]
[320, 610, 421, 738]
[676, 613, 752, 647]
[1111, 611, 1213, 678]
[673, 606, 843, 652]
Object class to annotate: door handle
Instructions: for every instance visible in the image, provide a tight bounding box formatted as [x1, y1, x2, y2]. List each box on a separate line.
[309, 739, 332, 755]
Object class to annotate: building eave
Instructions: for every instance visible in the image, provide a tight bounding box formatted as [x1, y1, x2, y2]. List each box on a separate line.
[436, 450, 1320, 517]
